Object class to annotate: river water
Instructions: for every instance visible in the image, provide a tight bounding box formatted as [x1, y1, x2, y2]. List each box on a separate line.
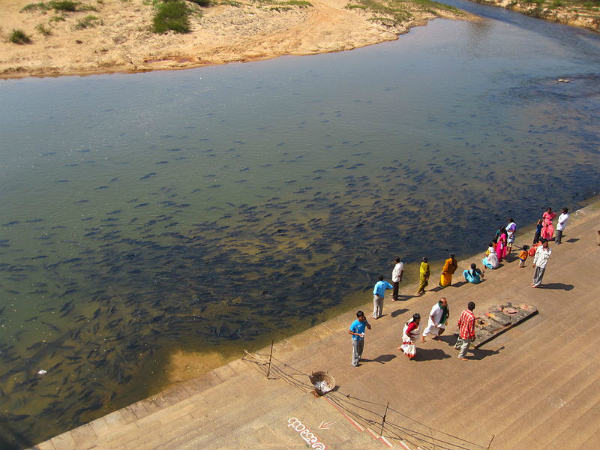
[1, 0, 599, 445]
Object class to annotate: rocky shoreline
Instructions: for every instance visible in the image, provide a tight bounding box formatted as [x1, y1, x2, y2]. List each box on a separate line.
[471, 0, 599, 33]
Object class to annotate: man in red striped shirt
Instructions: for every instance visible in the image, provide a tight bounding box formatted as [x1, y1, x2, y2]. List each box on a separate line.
[455, 301, 476, 360]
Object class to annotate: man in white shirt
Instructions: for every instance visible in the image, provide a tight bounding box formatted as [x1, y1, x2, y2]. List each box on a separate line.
[391, 257, 404, 301]
[422, 297, 449, 342]
[555, 208, 569, 244]
[532, 240, 552, 287]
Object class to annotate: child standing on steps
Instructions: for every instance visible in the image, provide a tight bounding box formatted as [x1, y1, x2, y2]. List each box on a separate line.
[518, 245, 529, 268]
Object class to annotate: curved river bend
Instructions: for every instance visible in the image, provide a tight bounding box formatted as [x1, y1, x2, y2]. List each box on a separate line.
[1, 0, 599, 445]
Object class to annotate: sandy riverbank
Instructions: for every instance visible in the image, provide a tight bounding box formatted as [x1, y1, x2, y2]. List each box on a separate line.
[0, 0, 471, 79]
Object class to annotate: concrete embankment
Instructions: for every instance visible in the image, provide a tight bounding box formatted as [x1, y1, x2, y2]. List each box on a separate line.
[36, 200, 600, 449]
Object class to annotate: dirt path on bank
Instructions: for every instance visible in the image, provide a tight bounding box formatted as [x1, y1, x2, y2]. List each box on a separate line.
[0, 0, 468, 79]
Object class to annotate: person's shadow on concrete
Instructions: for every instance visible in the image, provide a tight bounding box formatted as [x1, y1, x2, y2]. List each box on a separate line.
[362, 354, 397, 364]
[436, 334, 458, 345]
[539, 283, 574, 291]
[413, 348, 451, 361]
[470, 346, 504, 360]
[566, 238, 579, 243]
[390, 308, 408, 318]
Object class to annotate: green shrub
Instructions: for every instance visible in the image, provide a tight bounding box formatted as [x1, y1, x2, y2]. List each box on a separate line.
[9, 29, 32, 44]
[21, 0, 85, 11]
[50, 14, 67, 21]
[35, 23, 52, 35]
[153, 0, 191, 33]
[21, 2, 51, 11]
[49, 0, 79, 10]
[75, 14, 100, 28]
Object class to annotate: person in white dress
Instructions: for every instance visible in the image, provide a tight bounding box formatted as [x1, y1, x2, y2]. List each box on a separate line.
[400, 313, 421, 359]
[421, 298, 449, 343]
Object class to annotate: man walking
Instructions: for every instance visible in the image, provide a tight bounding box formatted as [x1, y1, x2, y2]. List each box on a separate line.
[422, 297, 449, 343]
[532, 240, 552, 287]
[372, 275, 393, 319]
[349, 310, 371, 367]
[455, 301, 476, 360]
[555, 208, 569, 244]
[392, 257, 404, 301]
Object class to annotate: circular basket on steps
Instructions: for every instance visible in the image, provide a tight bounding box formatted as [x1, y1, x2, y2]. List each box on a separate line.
[309, 371, 336, 396]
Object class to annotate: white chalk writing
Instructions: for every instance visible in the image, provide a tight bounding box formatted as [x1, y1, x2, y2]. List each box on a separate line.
[288, 417, 327, 449]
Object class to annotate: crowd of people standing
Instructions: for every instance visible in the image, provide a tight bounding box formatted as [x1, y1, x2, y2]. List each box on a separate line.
[349, 206, 571, 366]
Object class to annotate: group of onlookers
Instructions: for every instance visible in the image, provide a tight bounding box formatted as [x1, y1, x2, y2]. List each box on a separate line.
[349, 207, 571, 366]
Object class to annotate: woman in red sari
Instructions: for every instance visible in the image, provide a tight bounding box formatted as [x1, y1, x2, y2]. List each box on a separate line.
[541, 207, 556, 241]
[400, 313, 421, 359]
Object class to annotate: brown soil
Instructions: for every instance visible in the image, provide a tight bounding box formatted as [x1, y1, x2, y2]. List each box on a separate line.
[0, 0, 471, 79]
[472, 0, 600, 32]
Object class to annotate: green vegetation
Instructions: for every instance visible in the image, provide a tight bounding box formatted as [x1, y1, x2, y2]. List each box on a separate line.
[188, 0, 211, 6]
[152, 0, 191, 33]
[9, 29, 32, 44]
[74, 14, 100, 28]
[50, 14, 67, 21]
[35, 23, 52, 35]
[218, 0, 242, 6]
[279, 0, 312, 6]
[51, 0, 78, 10]
[252, 0, 313, 8]
[505, 0, 600, 12]
[21, 0, 97, 12]
[346, 0, 457, 25]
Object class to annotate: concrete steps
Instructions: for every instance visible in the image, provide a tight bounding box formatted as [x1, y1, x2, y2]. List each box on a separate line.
[35, 205, 600, 449]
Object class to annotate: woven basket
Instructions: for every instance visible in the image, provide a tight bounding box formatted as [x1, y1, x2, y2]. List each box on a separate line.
[309, 371, 336, 395]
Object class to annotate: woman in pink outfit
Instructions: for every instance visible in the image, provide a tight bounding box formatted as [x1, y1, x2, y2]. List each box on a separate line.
[496, 227, 508, 262]
[541, 207, 556, 240]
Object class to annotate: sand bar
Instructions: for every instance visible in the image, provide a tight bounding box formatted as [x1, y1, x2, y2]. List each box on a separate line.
[0, 0, 471, 79]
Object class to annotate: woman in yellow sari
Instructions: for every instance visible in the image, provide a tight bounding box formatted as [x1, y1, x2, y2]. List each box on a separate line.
[417, 257, 430, 295]
[439, 253, 457, 287]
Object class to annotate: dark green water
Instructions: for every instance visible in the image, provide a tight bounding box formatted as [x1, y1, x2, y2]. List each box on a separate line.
[1, 2, 599, 445]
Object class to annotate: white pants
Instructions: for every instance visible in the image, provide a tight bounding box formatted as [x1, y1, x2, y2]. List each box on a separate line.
[423, 323, 445, 336]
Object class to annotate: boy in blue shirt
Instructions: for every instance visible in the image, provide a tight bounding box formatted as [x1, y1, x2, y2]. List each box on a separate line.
[349, 310, 371, 367]
[373, 275, 394, 319]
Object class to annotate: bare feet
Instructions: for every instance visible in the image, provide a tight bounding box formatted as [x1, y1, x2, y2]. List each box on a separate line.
[459, 357, 468, 361]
